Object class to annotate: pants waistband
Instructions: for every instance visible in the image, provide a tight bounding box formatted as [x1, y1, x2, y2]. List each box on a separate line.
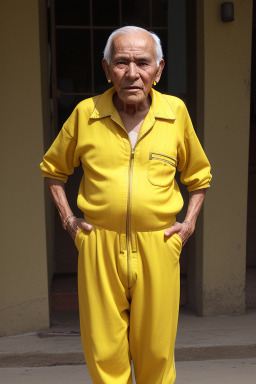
[86, 219, 176, 254]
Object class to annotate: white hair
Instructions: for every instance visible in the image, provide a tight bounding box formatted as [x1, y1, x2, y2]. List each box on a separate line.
[103, 26, 163, 67]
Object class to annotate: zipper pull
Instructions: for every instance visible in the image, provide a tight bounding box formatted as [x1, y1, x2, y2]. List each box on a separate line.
[131, 150, 134, 159]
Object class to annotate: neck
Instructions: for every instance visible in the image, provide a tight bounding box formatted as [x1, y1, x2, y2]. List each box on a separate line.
[113, 93, 151, 116]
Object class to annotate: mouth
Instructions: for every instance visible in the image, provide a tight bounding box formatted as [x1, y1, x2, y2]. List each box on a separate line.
[124, 86, 142, 91]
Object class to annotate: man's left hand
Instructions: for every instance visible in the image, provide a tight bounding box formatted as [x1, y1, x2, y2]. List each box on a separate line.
[164, 221, 194, 246]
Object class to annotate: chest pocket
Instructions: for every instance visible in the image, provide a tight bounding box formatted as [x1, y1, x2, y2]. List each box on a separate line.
[148, 151, 177, 187]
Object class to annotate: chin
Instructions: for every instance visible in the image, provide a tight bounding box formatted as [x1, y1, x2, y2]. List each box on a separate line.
[120, 93, 146, 105]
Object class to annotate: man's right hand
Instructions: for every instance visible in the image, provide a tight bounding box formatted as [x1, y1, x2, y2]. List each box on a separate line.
[65, 217, 93, 241]
[45, 178, 93, 242]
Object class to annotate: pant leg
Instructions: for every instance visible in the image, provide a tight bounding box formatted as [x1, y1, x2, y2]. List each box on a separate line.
[76, 227, 133, 384]
[129, 230, 181, 384]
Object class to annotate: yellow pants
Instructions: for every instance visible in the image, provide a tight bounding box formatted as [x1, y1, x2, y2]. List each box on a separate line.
[75, 225, 181, 384]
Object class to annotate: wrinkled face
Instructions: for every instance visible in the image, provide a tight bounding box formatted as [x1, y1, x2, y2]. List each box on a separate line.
[103, 31, 164, 105]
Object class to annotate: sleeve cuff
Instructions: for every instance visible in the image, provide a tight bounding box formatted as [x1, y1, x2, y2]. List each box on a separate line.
[187, 183, 211, 192]
[42, 172, 68, 183]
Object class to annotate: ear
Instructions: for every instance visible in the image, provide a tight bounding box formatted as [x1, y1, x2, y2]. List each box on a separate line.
[155, 60, 165, 83]
[102, 59, 111, 81]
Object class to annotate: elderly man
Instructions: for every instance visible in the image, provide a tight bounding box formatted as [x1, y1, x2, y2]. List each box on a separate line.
[41, 26, 211, 384]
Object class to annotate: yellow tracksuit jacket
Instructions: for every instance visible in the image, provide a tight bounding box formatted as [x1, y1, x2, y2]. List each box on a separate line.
[40, 87, 211, 384]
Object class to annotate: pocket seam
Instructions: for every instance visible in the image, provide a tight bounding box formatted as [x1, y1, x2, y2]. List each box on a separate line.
[173, 233, 183, 248]
[150, 151, 178, 166]
[74, 228, 82, 249]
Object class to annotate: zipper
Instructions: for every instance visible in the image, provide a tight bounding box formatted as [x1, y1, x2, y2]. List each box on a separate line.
[150, 152, 177, 168]
[126, 149, 134, 288]
[125, 124, 154, 288]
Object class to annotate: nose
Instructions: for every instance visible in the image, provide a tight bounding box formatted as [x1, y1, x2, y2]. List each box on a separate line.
[126, 63, 139, 79]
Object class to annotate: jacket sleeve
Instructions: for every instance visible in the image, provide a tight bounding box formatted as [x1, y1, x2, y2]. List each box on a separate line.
[40, 108, 80, 183]
[178, 104, 212, 192]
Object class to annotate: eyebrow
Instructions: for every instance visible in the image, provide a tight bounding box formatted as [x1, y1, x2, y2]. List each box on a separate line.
[136, 57, 152, 62]
[114, 56, 152, 63]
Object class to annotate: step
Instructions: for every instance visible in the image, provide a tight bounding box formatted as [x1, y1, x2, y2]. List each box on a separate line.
[1, 310, 256, 367]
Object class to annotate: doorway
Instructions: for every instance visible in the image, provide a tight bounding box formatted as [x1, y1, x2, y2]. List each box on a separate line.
[246, 0, 256, 309]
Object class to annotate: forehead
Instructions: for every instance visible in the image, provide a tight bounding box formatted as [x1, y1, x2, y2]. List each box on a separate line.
[111, 32, 156, 59]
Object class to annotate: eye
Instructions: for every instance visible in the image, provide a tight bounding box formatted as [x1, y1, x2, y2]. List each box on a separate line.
[138, 62, 148, 67]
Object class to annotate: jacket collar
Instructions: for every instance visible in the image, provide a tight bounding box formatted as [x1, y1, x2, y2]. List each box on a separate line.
[90, 87, 177, 122]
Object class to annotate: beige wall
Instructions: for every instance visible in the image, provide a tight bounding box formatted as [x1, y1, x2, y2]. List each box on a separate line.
[0, 0, 50, 335]
[38, 0, 55, 292]
[195, 0, 253, 315]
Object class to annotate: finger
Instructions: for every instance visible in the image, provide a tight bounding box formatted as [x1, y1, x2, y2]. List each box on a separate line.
[80, 220, 92, 231]
[181, 236, 189, 246]
[164, 227, 178, 237]
[164, 228, 173, 237]
[67, 226, 76, 241]
[164, 222, 181, 237]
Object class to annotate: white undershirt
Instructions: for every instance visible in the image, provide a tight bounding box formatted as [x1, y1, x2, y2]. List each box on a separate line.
[128, 131, 138, 149]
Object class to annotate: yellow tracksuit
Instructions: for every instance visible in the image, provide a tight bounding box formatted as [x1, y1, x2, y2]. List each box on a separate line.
[40, 87, 211, 383]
